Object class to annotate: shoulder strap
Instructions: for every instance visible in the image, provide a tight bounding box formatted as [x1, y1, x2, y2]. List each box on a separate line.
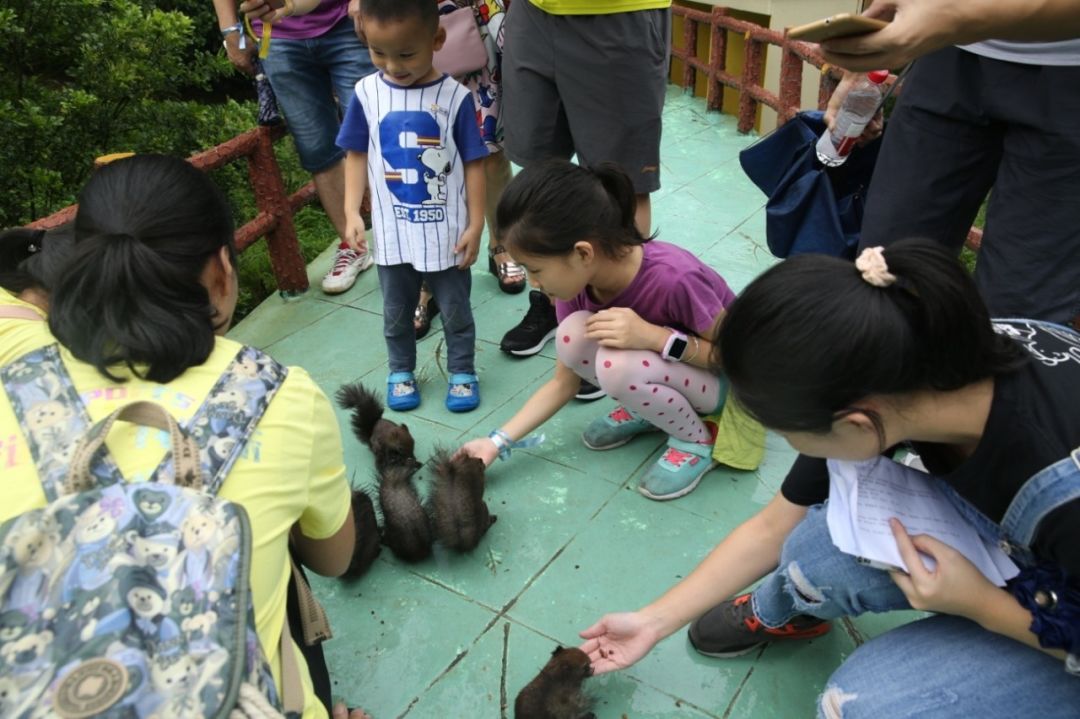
[1, 344, 124, 502]
[1001, 447, 1080, 548]
[0, 305, 45, 321]
[149, 345, 288, 497]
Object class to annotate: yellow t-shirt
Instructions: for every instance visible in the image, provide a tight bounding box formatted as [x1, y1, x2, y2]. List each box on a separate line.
[0, 290, 348, 719]
[528, 0, 670, 14]
[0, 287, 51, 362]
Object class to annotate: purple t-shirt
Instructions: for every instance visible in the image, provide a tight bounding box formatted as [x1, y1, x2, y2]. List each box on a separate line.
[555, 240, 735, 335]
[251, 0, 349, 40]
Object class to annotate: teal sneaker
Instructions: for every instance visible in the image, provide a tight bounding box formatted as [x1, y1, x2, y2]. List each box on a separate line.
[638, 437, 716, 500]
[387, 371, 420, 411]
[582, 405, 659, 450]
[446, 373, 480, 413]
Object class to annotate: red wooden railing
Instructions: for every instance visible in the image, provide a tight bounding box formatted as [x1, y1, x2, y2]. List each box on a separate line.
[28, 124, 319, 294]
[671, 4, 984, 252]
[29, 9, 1002, 296]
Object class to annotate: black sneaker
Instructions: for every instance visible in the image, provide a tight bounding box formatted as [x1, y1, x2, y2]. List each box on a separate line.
[687, 593, 831, 658]
[500, 290, 558, 356]
[575, 379, 606, 402]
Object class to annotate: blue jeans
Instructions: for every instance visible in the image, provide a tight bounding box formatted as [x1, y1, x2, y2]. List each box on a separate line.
[377, 263, 475, 376]
[752, 505, 1080, 717]
[820, 615, 1080, 718]
[751, 504, 911, 626]
[259, 17, 375, 172]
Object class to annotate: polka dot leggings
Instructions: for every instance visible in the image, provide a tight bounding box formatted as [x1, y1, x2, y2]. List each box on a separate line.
[556, 311, 723, 444]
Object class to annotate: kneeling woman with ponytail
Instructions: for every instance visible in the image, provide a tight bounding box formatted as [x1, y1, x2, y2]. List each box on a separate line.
[581, 239, 1080, 717]
[459, 159, 736, 500]
[0, 155, 366, 719]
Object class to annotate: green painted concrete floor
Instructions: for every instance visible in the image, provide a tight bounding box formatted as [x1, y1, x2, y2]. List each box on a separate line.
[229, 87, 919, 718]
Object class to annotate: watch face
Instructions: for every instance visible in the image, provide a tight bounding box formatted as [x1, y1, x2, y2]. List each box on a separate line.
[668, 337, 688, 360]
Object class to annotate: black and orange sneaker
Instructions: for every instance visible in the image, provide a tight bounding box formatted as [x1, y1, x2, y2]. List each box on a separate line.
[688, 592, 831, 658]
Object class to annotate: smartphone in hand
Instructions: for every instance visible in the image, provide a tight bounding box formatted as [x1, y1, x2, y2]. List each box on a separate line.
[788, 14, 888, 43]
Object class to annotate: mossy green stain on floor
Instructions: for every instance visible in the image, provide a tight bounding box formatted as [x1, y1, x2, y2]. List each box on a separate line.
[229, 87, 919, 718]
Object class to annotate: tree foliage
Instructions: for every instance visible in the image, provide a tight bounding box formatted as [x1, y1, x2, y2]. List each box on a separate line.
[0, 0, 234, 225]
[0, 0, 339, 319]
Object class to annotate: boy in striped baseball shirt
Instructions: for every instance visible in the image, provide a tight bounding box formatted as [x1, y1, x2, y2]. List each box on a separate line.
[337, 0, 488, 412]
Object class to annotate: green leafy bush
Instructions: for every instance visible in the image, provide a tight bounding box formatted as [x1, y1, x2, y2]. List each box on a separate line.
[0, 0, 337, 320]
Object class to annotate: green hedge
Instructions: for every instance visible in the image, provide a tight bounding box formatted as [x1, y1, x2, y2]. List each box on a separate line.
[0, 0, 337, 320]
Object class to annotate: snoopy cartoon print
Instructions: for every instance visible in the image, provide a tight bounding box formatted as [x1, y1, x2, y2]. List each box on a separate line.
[418, 146, 451, 205]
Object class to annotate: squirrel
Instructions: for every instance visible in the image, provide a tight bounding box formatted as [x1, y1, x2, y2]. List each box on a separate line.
[426, 448, 496, 552]
[377, 464, 433, 562]
[342, 488, 381, 579]
[336, 382, 421, 475]
[514, 646, 595, 719]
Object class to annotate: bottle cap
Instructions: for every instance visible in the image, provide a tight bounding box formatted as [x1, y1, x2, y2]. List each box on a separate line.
[867, 70, 890, 84]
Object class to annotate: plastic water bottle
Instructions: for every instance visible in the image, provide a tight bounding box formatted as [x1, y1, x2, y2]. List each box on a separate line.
[815, 70, 889, 167]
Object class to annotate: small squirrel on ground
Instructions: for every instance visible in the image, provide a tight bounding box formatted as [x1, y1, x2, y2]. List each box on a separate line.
[336, 382, 421, 475]
[426, 448, 496, 552]
[514, 646, 595, 719]
[342, 488, 381, 579]
[377, 464, 433, 562]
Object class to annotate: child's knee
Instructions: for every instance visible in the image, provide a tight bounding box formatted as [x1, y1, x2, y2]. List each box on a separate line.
[555, 311, 594, 366]
[593, 347, 644, 398]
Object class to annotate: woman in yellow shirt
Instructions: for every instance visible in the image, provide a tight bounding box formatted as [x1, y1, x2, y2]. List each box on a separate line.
[0, 156, 365, 719]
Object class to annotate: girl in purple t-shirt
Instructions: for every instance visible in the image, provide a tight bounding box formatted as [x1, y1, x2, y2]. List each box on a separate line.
[460, 160, 735, 500]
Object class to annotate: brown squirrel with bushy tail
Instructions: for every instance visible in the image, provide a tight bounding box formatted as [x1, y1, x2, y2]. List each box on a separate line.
[336, 382, 430, 562]
[515, 647, 595, 719]
[426, 448, 496, 552]
[377, 464, 433, 562]
[336, 382, 421, 475]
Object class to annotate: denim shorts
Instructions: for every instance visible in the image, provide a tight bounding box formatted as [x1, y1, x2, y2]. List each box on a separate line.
[260, 17, 376, 172]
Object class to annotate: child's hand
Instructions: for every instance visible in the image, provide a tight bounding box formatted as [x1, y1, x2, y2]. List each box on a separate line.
[456, 438, 499, 467]
[585, 308, 663, 351]
[240, 0, 293, 24]
[344, 215, 368, 254]
[454, 226, 481, 269]
[888, 518, 997, 619]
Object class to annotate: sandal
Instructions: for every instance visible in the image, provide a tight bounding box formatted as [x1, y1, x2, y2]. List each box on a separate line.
[414, 296, 439, 340]
[488, 244, 527, 295]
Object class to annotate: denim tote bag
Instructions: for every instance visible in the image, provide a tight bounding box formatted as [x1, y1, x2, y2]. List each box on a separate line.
[739, 111, 881, 259]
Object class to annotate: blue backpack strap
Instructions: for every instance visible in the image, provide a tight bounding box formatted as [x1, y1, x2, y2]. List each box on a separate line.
[1001, 447, 1080, 550]
[0, 344, 124, 502]
[149, 346, 288, 496]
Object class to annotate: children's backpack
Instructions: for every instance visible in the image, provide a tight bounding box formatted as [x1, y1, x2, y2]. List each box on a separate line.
[0, 343, 307, 718]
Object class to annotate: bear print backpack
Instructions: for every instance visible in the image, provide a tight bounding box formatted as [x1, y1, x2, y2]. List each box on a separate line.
[0, 343, 306, 718]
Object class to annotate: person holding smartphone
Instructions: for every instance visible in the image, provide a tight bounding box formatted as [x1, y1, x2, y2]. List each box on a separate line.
[816, 0, 1080, 328]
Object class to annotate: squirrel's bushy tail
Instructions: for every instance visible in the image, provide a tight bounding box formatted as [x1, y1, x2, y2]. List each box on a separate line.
[335, 382, 384, 446]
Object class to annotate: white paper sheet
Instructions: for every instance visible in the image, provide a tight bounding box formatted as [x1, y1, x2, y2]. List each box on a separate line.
[826, 458, 1019, 586]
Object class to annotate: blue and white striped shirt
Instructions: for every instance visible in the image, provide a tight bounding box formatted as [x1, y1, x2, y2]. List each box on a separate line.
[337, 73, 489, 272]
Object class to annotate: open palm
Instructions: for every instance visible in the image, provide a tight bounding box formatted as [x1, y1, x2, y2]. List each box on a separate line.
[579, 612, 662, 675]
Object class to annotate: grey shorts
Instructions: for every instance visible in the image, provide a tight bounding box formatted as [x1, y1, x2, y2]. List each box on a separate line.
[502, 1, 670, 194]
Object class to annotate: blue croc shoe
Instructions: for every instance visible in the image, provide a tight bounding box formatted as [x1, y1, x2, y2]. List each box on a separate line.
[387, 371, 420, 412]
[446, 373, 480, 413]
[582, 405, 659, 450]
[638, 437, 716, 501]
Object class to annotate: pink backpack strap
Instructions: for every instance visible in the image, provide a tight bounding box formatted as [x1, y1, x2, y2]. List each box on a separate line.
[0, 304, 45, 321]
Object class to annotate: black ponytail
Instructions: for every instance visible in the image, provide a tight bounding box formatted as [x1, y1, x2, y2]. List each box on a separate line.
[495, 159, 652, 260]
[48, 155, 236, 384]
[714, 238, 1027, 434]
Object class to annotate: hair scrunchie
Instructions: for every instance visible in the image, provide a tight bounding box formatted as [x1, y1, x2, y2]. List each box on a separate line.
[855, 246, 897, 288]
